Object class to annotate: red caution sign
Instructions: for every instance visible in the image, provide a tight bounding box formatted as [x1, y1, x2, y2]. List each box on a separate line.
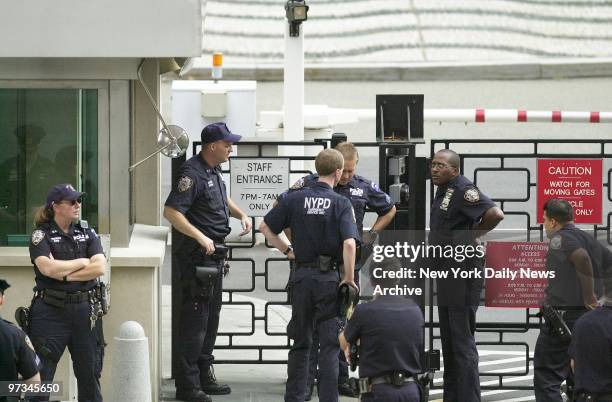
[485, 241, 549, 308]
[537, 159, 603, 224]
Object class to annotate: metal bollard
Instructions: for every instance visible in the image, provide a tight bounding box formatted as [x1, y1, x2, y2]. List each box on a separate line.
[111, 321, 152, 402]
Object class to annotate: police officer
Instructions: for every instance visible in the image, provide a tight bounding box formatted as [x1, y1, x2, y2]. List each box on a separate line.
[28, 184, 106, 402]
[429, 149, 504, 402]
[0, 279, 41, 402]
[535, 198, 604, 402]
[282, 141, 396, 398]
[259, 148, 359, 402]
[339, 258, 423, 402]
[570, 273, 612, 402]
[164, 122, 252, 402]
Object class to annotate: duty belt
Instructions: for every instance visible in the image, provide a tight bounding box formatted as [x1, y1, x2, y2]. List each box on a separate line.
[36, 289, 91, 303]
[295, 261, 320, 269]
[359, 372, 414, 393]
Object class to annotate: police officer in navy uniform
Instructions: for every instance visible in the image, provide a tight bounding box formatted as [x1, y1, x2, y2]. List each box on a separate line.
[282, 142, 396, 398]
[0, 279, 41, 402]
[535, 199, 604, 402]
[570, 272, 612, 402]
[429, 149, 504, 402]
[28, 184, 106, 402]
[339, 258, 423, 402]
[259, 148, 359, 402]
[164, 122, 252, 402]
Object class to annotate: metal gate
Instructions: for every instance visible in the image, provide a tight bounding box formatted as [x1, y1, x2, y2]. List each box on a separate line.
[171, 136, 612, 394]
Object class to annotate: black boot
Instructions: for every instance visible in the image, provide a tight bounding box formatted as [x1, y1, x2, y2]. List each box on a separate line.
[201, 365, 231, 395]
[176, 388, 212, 402]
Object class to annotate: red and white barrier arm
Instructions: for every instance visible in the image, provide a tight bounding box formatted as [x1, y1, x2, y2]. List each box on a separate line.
[352, 108, 612, 124]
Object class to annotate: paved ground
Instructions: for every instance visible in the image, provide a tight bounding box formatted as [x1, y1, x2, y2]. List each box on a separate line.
[159, 243, 542, 401]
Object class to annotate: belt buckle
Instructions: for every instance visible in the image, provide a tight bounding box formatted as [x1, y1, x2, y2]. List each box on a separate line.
[392, 372, 405, 386]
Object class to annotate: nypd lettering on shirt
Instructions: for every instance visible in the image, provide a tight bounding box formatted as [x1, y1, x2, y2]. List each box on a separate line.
[304, 197, 331, 215]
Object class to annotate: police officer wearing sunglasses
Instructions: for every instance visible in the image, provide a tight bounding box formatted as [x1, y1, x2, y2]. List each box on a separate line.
[28, 183, 106, 402]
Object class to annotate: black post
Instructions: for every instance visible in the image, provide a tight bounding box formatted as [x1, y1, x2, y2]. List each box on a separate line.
[171, 153, 186, 378]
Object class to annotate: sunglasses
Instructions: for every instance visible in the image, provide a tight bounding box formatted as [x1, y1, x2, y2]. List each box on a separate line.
[58, 198, 83, 206]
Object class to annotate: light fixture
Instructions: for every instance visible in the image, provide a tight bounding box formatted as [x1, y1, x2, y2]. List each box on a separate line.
[285, 0, 309, 37]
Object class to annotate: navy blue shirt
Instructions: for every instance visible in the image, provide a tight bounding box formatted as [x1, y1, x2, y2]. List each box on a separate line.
[0, 317, 40, 381]
[344, 296, 423, 378]
[282, 174, 394, 238]
[165, 154, 230, 241]
[545, 224, 604, 307]
[429, 175, 495, 247]
[29, 220, 104, 292]
[569, 306, 612, 394]
[264, 181, 359, 262]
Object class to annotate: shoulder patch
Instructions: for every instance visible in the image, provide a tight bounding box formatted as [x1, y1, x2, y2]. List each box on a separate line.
[464, 188, 480, 203]
[290, 177, 304, 190]
[177, 176, 193, 192]
[550, 235, 562, 250]
[24, 335, 35, 352]
[31, 230, 45, 246]
[79, 220, 89, 229]
[371, 182, 382, 192]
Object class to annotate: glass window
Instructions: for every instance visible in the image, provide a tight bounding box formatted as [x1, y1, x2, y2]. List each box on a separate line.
[0, 89, 98, 246]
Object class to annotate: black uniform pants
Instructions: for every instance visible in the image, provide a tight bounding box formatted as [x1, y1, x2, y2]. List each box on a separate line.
[175, 255, 224, 392]
[29, 298, 104, 402]
[285, 268, 340, 402]
[307, 269, 360, 387]
[361, 383, 421, 402]
[437, 268, 483, 402]
[534, 315, 580, 402]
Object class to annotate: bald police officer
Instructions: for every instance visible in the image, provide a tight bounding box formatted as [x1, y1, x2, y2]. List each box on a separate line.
[165, 122, 252, 402]
[339, 258, 423, 402]
[281, 142, 396, 398]
[260, 148, 359, 402]
[535, 199, 605, 401]
[0, 279, 41, 402]
[429, 149, 504, 402]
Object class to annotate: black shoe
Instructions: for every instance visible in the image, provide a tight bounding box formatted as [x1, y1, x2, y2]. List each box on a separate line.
[176, 388, 212, 402]
[305, 382, 315, 401]
[338, 381, 359, 398]
[201, 366, 231, 395]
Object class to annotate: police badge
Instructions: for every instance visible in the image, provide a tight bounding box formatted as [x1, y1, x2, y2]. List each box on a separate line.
[177, 176, 193, 192]
[549, 235, 562, 250]
[464, 188, 480, 203]
[31, 230, 45, 246]
[290, 177, 304, 190]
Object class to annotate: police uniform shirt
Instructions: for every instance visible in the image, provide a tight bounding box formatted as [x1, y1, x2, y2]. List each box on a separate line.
[165, 154, 230, 242]
[545, 224, 604, 307]
[429, 175, 495, 247]
[29, 221, 104, 292]
[0, 318, 40, 381]
[282, 174, 394, 236]
[568, 306, 612, 394]
[343, 296, 423, 378]
[264, 181, 359, 262]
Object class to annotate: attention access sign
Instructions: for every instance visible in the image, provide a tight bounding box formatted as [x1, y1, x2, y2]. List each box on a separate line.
[537, 159, 603, 224]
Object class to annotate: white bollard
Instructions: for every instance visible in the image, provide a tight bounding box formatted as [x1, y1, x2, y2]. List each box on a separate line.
[110, 321, 152, 402]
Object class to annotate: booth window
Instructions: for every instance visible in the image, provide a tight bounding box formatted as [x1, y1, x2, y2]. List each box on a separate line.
[0, 89, 98, 246]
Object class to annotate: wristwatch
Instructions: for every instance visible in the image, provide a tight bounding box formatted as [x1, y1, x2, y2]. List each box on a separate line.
[283, 245, 293, 255]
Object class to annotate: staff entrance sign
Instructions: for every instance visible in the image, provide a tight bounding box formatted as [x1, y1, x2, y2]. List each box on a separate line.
[230, 158, 290, 216]
[536, 159, 603, 224]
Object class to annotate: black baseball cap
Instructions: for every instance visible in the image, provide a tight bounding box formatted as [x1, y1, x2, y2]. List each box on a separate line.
[46, 183, 85, 209]
[201, 122, 242, 145]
